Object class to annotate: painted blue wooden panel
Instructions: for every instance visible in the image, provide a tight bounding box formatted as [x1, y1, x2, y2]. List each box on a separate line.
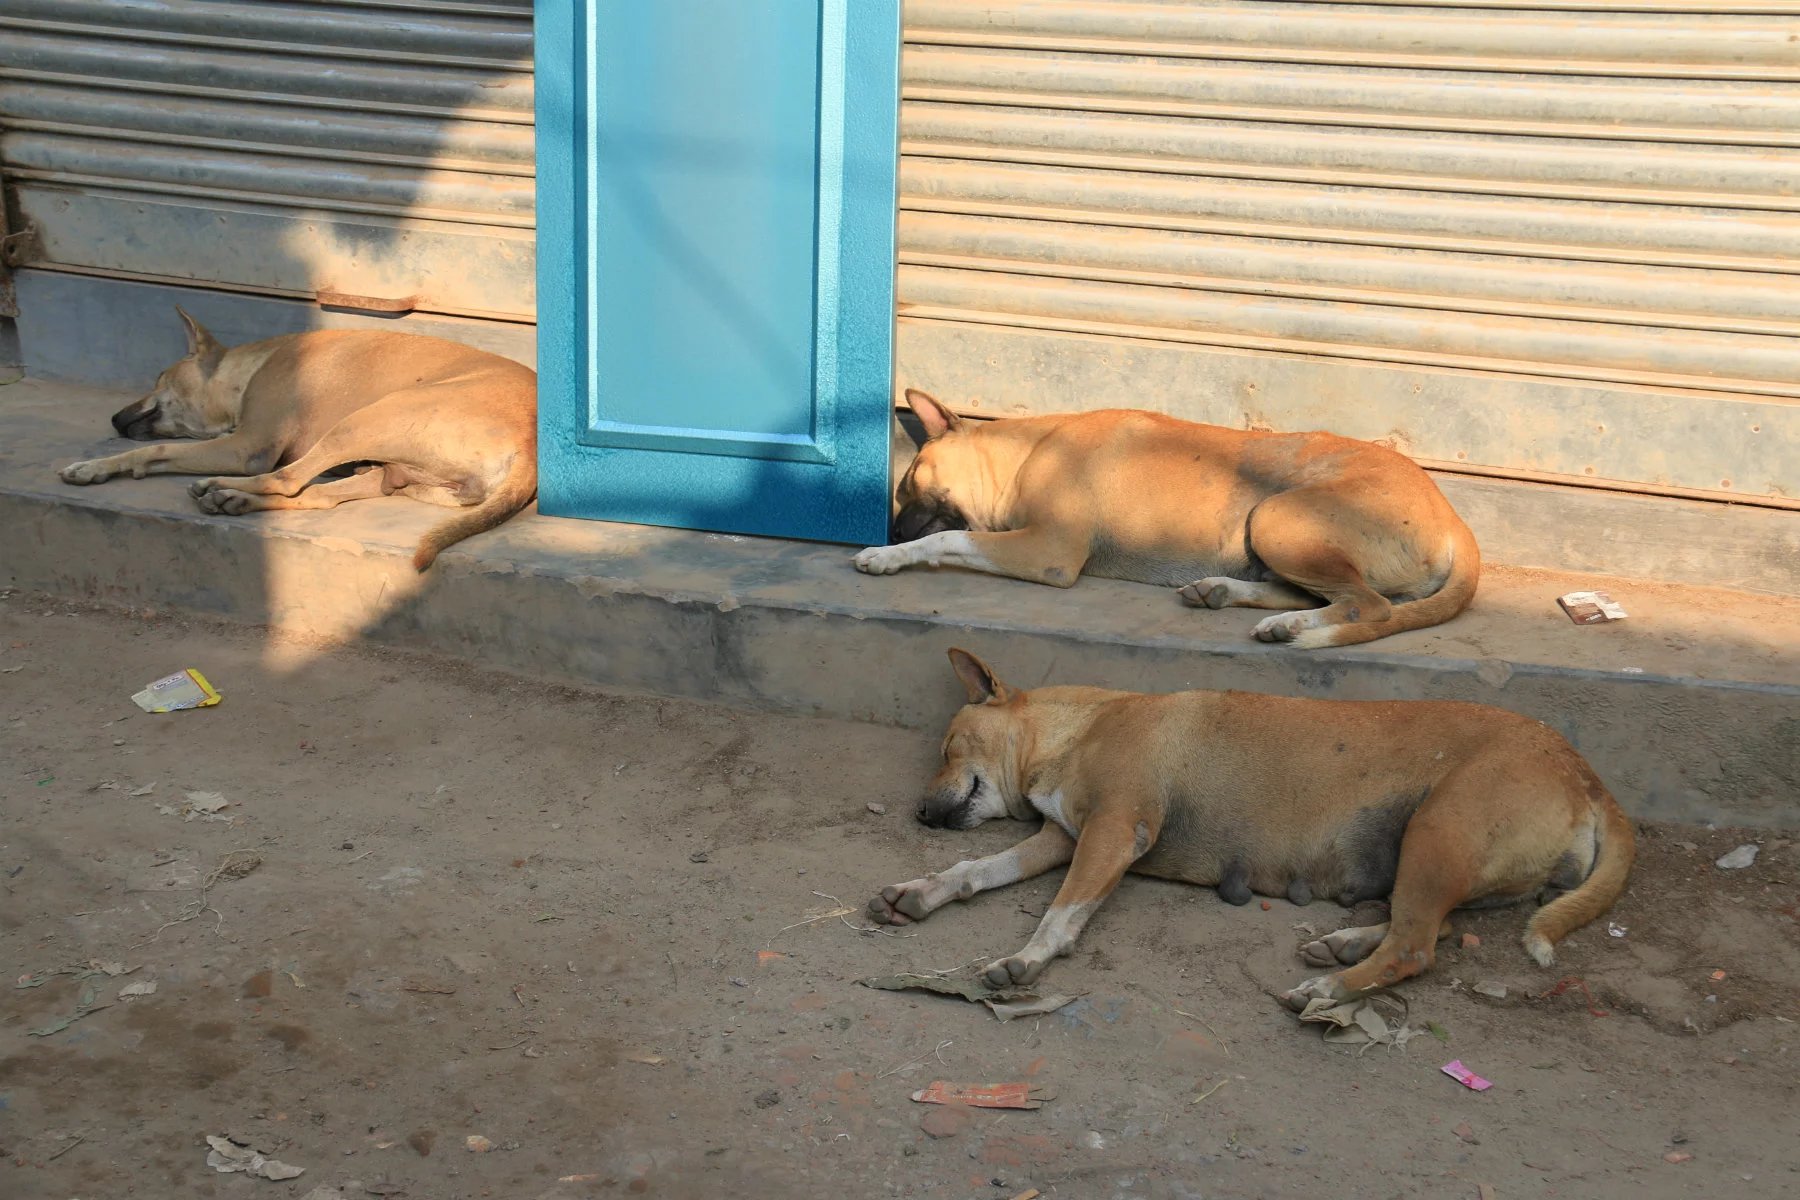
[535, 0, 900, 545]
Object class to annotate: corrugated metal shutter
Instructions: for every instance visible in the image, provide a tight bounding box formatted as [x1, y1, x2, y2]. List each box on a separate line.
[0, 0, 534, 322]
[896, 0, 1800, 507]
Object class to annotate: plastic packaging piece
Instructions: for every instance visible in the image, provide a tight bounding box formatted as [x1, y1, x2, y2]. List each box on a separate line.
[132, 668, 222, 713]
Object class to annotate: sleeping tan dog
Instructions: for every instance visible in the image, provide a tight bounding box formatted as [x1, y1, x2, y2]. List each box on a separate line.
[868, 650, 1634, 1009]
[855, 391, 1480, 648]
[57, 309, 536, 570]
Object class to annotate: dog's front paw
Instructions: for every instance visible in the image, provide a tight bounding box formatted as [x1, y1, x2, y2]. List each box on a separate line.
[192, 484, 254, 516]
[852, 545, 909, 576]
[58, 459, 112, 485]
[867, 880, 934, 925]
[982, 952, 1047, 989]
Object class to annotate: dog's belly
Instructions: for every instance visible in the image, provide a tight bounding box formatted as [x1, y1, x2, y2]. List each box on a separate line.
[1129, 792, 1425, 908]
[1128, 844, 1224, 887]
[1131, 844, 1359, 901]
[1086, 545, 1247, 589]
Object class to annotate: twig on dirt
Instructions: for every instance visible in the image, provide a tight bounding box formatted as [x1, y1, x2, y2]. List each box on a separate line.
[774, 891, 915, 941]
[1174, 1007, 1232, 1057]
[134, 847, 260, 945]
[1541, 976, 1609, 1017]
[924, 954, 991, 978]
[47, 1135, 85, 1161]
[486, 1030, 541, 1051]
[346, 850, 373, 863]
[664, 951, 678, 988]
[774, 903, 856, 935]
[876, 1039, 954, 1080]
[511, 985, 527, 1008]
[815, 891, 916, 939]
[1190, 1078, 1230, 1106]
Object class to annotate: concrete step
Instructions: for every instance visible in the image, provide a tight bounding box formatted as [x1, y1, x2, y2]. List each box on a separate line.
[4, 376, 1797, 827]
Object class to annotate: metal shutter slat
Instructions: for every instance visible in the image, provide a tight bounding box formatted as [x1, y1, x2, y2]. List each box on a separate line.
[0, 0, 534, 320]
[897, 0, 1800, 505]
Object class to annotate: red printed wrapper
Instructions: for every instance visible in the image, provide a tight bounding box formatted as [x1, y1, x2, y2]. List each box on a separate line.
[1442, 1060, 1493, 1091]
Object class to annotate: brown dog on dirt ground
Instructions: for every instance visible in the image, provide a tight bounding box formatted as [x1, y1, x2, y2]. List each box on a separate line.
[57, 309, 537, 570]
[867, 650, 1634, 1009]
[854, 391, 1480, 649]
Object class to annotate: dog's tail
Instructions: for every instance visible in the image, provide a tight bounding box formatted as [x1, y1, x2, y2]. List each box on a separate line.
[1522, 781, 1636, 966]
[1288, 515, 1481, 649]
[412, 452, 537, 571]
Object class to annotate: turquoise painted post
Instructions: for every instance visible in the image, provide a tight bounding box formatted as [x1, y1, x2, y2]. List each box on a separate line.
[535, 0, 901, 545]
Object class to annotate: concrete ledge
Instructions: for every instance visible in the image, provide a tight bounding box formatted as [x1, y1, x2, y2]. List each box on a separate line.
[4, 377, 1798, 827]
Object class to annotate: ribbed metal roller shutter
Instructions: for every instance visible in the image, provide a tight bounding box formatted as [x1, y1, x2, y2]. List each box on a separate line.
[0, 0, 534, 322]
[896, 0, 1800, 508]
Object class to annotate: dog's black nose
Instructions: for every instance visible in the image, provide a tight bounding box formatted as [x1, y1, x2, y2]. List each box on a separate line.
[915, 804, 933, 826]
[110, 398, 155, 438]
[892, 498, 966, 544]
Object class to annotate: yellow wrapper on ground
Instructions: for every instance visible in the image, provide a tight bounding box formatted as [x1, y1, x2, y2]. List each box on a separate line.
[131, 668, 222, 713]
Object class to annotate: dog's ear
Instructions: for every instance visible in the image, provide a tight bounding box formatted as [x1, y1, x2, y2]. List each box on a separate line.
[947, 647, 1010, 705]
[905, 389, 964, 441]
[175, 306, 225, 374]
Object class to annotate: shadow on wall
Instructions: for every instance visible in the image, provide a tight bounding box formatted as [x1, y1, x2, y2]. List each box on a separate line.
[15, 2, 910, 686]
[2, 0, 543, 666]
[0, 0, 537, 387]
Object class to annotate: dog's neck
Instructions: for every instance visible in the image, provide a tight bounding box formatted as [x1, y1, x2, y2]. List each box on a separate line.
[967, 416, 1063, 529]
[1012, 688, 1133, 810]
[209, 338, 288, 423]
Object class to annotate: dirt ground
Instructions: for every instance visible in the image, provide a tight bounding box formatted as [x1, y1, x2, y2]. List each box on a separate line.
[2, 593, 1796, 1200]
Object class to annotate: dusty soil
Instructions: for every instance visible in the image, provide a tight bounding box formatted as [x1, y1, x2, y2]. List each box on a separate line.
[2, 593, 1796, 1200]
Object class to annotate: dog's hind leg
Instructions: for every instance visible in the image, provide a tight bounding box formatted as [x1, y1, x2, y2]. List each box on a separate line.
[1280, 805, 1473, 1009]
[194, 468, 388, 515]
[1298, 918, 1454, 969]
[1241, 492, 1396, 645]
[868, 823, 1075, 926]
[191, 398, 443, 501]
[1176, 577, 1316, 611]
[983, 809, 1157, 987]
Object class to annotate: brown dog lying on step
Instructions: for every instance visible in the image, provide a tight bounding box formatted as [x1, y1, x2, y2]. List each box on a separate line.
[854, 391, 1479, 648]
[867, 650, 1634, 1009]
[57, 309, 536, 570]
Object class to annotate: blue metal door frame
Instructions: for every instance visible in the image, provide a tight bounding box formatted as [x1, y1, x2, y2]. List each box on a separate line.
[534, 0, 900, 545]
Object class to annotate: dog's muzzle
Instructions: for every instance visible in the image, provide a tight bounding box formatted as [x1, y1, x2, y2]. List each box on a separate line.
[110, 397, 159, 440]
[892, 497, 967, 543]
[916, 775, 980, 829]
[915, 800, 971, 830]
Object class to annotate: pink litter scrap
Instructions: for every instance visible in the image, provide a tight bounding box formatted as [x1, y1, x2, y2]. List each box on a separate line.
[1441, 1060, 1493, 1091]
